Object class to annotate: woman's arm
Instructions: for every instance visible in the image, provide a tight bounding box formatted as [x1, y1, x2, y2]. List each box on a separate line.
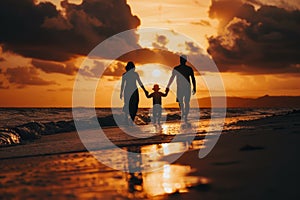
[120, 75, 125, 99]
[146, 93, 152, 98]
[136, 73, 148, 93]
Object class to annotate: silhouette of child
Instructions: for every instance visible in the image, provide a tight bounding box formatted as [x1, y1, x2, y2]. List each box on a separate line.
[146, 84, 169, 125]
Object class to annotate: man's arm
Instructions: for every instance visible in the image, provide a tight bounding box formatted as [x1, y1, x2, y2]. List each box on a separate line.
[166, 70, 175, 89]
[191, 69, 196, 95]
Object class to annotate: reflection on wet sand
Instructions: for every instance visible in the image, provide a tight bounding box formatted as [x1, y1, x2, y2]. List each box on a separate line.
[0, 119, 211, 199]
[0, 140, 209, 199]
[123, 141, 209, 198]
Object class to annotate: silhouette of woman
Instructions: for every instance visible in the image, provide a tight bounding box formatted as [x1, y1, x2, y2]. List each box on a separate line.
[120, 61, 147, 125]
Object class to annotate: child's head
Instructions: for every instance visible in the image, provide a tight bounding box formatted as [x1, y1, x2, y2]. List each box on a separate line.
[152, 84, 160, 91]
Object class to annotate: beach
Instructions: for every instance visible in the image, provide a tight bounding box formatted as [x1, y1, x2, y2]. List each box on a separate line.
[172, 111, 300, 199]
[0, 110, 299, 199]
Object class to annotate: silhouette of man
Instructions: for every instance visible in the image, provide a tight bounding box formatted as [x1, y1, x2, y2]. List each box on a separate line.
[166, 55, 196, 122]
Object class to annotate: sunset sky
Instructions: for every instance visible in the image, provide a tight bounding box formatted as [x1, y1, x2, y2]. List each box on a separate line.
[0, 0, 299, 107]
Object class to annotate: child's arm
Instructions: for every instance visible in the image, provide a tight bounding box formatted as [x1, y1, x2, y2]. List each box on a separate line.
[161, 90, 169, 97]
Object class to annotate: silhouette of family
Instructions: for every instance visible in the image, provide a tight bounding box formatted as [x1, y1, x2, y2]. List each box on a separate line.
[120, 55, 196, 125]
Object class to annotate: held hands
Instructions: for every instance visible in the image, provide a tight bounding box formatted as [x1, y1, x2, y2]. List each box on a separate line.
[165, 88, 170, 94]
[192, 88, 196, 95]
[144, 90, 149, 96]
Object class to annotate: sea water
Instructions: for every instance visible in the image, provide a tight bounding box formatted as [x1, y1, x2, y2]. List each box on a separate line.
[0, 107, 293, 128]
[0, 107, 294, 146]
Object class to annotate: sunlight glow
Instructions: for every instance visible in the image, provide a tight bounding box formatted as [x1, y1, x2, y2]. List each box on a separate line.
[152, 69, 161, 77]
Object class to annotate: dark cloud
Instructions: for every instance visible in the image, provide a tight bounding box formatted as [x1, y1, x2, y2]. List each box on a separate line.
[191, 20, 211, 26]
[185, 42, 201, 53]
[105, 76, 121, 82]
[103, 61, 126, 76]
[209, 0, 244, 28]
[0, 0, 140, 62]
[5, 67, 56, 87]
[207, 0, 300, 74]
[79, 49, 181, 78]
[117, 48, 180, 67]
[31, 59, 78, 75]
[248, 0, 300, 11]
[116, 48, 213, 74]
[152, 35, 169, 50]
[47, 87, 73, 92]
[41, 15, 73, 30]
[79, 60, 125, 78]
[78, 46, 214, 79]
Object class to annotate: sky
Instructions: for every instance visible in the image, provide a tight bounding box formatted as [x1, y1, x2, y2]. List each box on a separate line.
[0, 0, 299, 107]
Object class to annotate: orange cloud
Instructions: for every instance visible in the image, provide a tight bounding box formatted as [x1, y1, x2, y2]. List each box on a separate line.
[5, 67, 56, 88]
[31, 59, 78, 75]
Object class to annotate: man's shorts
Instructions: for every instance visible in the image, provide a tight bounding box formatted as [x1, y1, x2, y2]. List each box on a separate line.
[176, 87, 191, 103]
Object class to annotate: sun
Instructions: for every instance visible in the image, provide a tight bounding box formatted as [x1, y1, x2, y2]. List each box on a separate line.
[152, 69, 161, 77]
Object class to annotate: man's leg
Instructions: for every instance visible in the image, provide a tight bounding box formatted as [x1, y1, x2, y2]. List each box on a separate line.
[177, 92, 185, 120]
[184, 98, 189, 122]
[183, 92, 191, 122]
[178, 100, 185, 120]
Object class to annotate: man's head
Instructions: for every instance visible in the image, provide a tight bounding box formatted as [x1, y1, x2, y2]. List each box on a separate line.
[180, 55, 187, 65]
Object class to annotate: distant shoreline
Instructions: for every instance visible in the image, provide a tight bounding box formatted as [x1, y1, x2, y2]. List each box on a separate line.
[1, 95, 299, 108]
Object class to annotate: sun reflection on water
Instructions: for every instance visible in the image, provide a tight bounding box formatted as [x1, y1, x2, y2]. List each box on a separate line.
[122, 141, 209, 197]
[91, 122, 210, 198]
[142, 163, 200, 196]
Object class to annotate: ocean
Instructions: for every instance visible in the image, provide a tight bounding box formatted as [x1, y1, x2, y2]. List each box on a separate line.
[0, 107, 294, 146]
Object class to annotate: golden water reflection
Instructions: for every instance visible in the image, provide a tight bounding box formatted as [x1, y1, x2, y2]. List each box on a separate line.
[124, 140, 208, 198]
[143, 164, 202, 196]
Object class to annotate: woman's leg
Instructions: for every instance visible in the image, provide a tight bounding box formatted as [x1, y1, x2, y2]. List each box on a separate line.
[123, 96, 129, 125]
[129, 89, 139, 122]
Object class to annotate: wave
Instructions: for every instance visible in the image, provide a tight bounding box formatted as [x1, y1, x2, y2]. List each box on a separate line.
[0, 113, 185, 146]
[0, 120, 75, 146]
[1, 109, 297, 147]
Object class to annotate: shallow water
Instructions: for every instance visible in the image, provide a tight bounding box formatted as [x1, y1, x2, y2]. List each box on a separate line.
[0, 141, 208, 199]
[0, 107, 292, 146]
[0, 107, 292, 128]
[1, 109, 299, 199]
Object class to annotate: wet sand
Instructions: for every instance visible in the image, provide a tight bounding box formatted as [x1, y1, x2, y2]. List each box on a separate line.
[0, 111, 299, 199]
[171, 111, 300, 199]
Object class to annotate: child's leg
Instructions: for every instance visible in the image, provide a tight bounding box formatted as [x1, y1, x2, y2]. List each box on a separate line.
[152, 106, 157, 124]
[157, 106, 162, 125]
[153, 104, 161, 124]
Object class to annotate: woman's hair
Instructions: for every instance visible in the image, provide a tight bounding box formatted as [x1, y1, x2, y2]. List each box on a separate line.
[125, 61, 135, 71]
